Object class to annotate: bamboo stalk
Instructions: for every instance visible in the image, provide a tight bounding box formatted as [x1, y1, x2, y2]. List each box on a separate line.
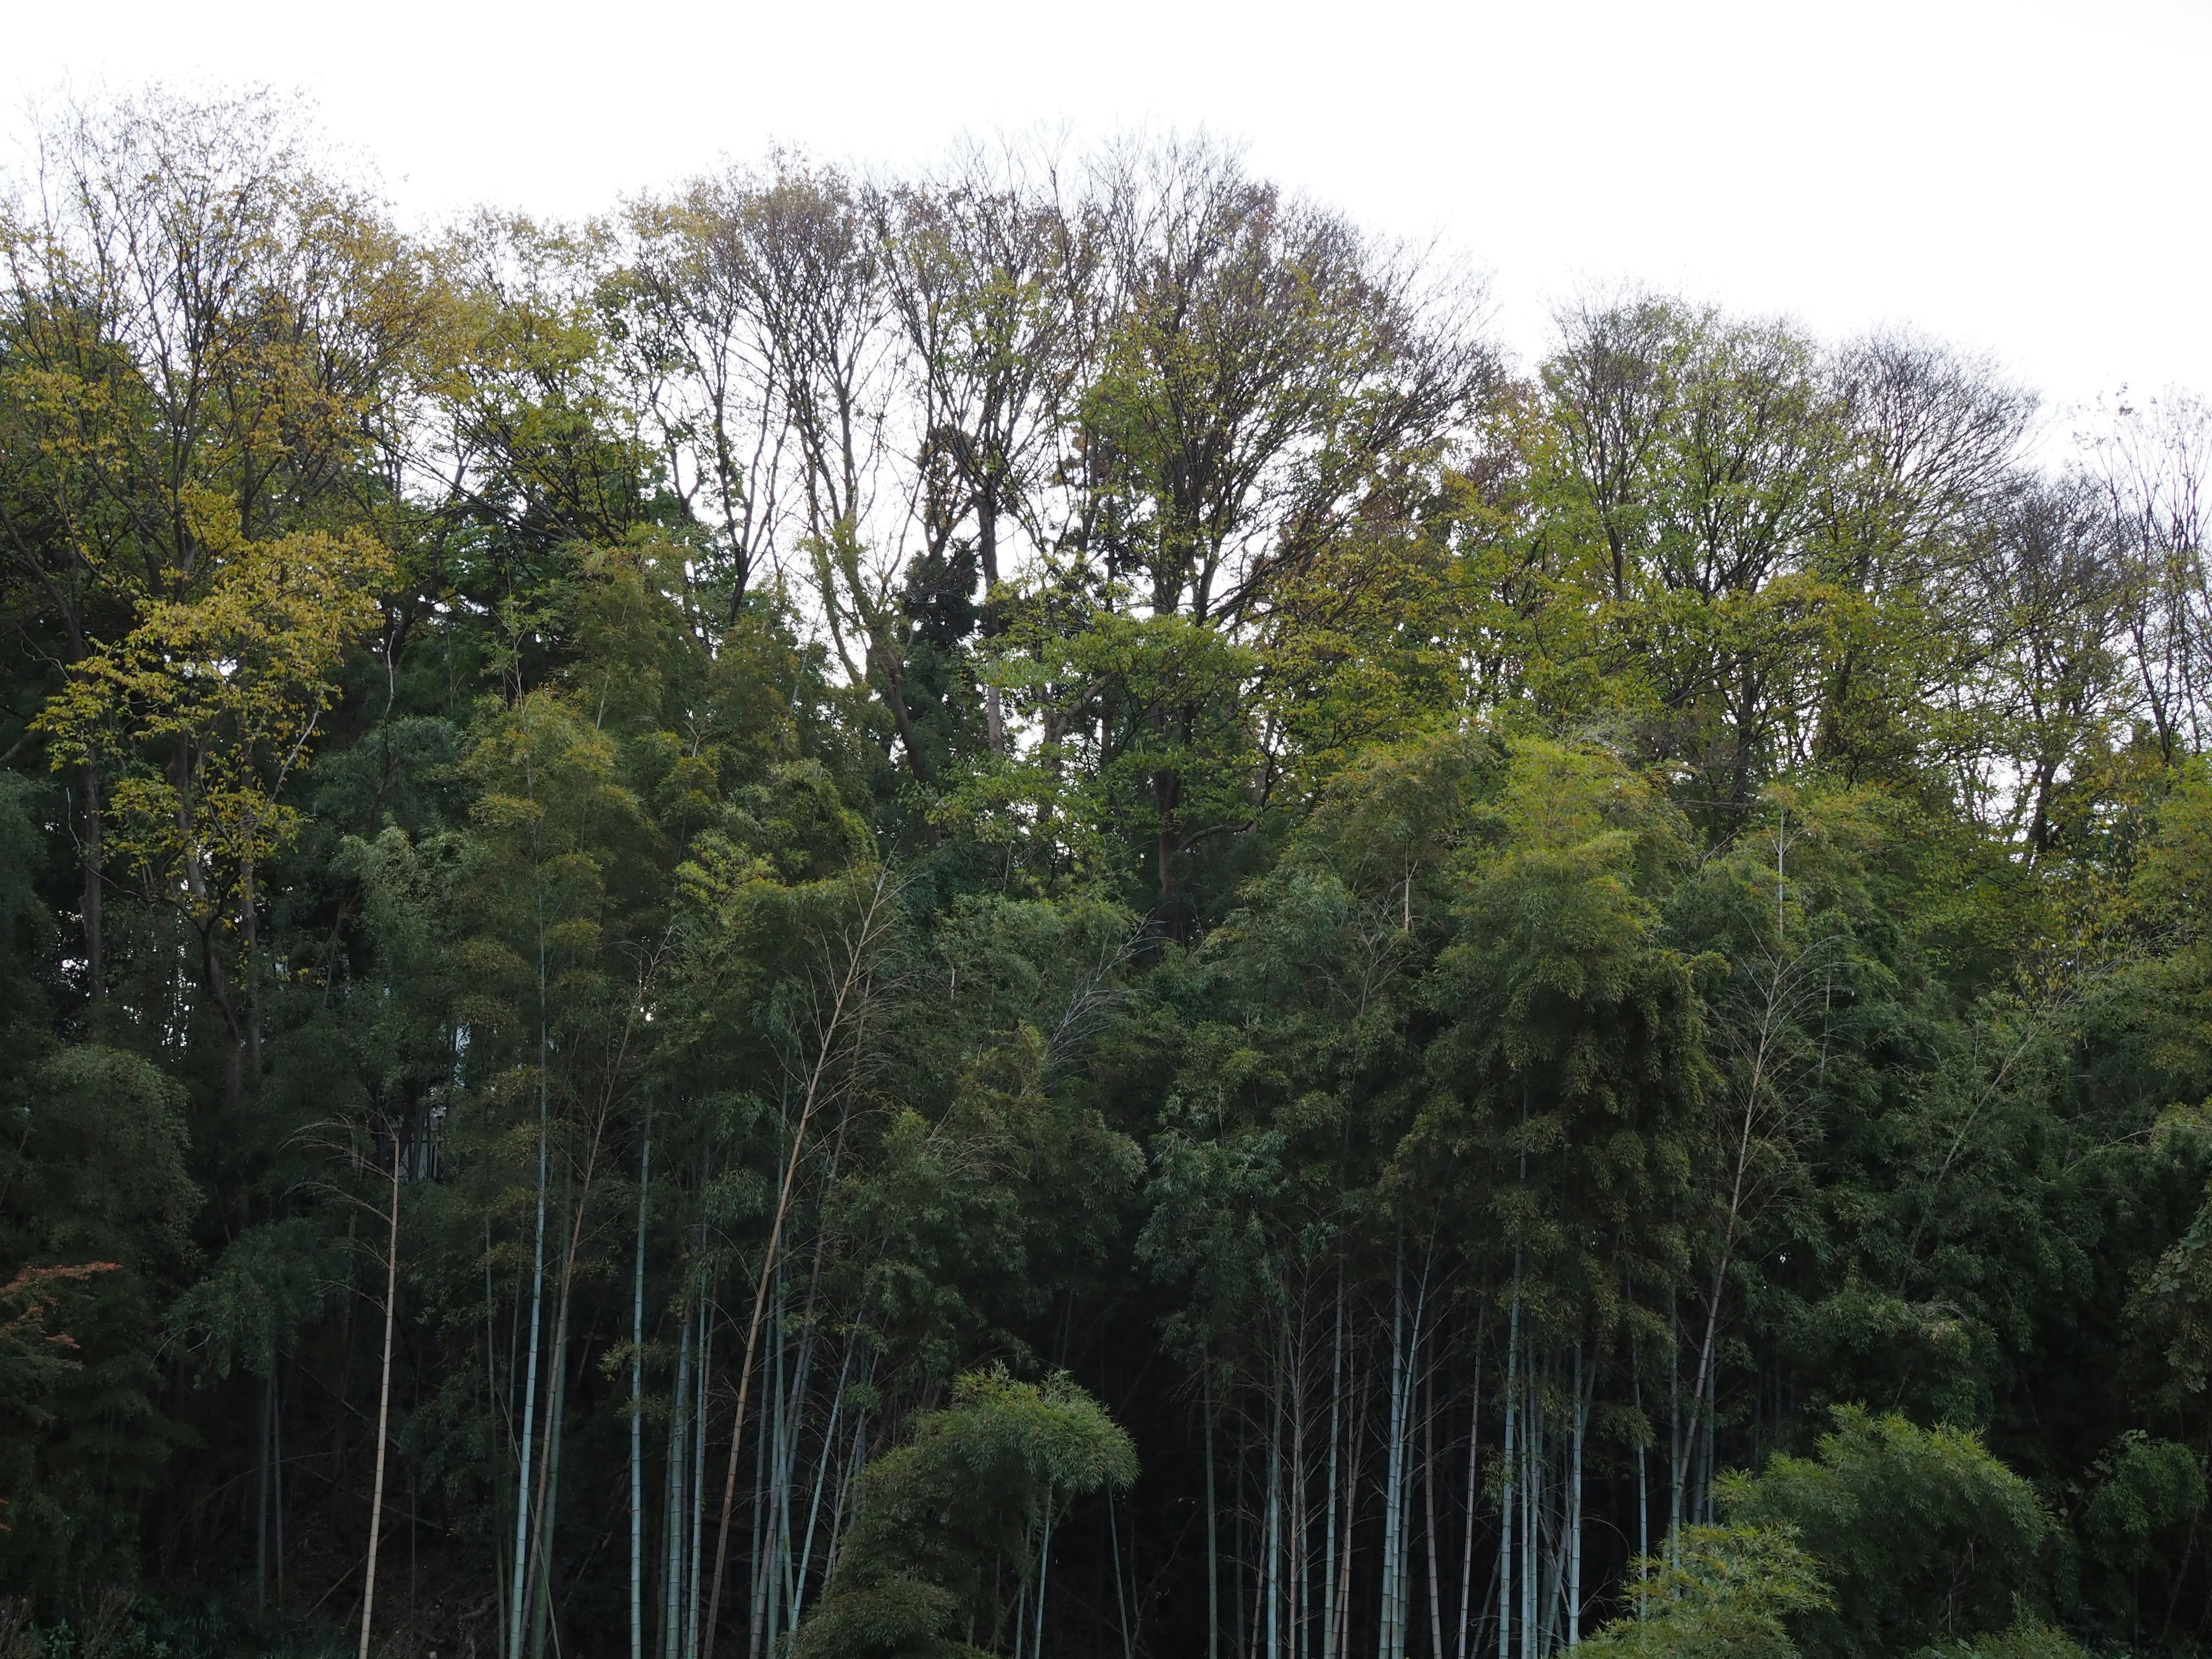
[358, 1131, 402, 1659]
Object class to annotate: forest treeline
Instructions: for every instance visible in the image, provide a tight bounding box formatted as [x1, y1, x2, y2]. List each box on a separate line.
[6, 84, 2212, 1659]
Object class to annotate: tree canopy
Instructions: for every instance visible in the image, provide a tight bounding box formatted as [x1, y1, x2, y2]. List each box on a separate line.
[6, 84, 2212, 1659]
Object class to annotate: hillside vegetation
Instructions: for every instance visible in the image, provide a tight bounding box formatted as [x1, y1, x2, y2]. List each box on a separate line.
[5, 86, 2212, 1659]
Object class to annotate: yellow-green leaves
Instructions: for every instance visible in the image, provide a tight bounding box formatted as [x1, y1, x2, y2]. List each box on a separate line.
[37, 529, 391, 910]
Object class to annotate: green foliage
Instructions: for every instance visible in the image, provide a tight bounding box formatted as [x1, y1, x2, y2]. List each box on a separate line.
[7, 85, 2212, 1659]
[165, 1219, 343, 1381]
[1579, 1525, 1831, 1659]
[1912, 1622, 2092, 1659]
[1724, 1407, 2053, 1659]
[790, 1369, 1136, 1659]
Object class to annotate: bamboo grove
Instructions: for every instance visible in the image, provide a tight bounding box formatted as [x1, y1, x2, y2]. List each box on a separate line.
[8, 86, 2212, 1659]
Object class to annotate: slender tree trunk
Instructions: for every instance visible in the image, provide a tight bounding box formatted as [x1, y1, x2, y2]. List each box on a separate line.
[1338, 1346, 1366, 1659]
[510, 880, 552, 1659]
[257, 1354, 273, 1611]
[80, 759, 103, 1022]
[1520, 1359, 1535, 1659]
[1631, 1370, 1649, 1608]
[1267, 1340, 1283, 1659]
[1323, 1268, 1343, 1659]
[1666, 1294, 1681, 1563]
[1293, 1302, 1309, 1659]
[1109, 1487, 1134, 1659]
[1207, 1366, 1221, 1659]
[1456, 1349, 1481, 1659]
[241, 858, 263, 1089]
[1426, 1359, 1445, 1659]
[358, 1134, 402, 1659]
[705, 877, 888, 1659]
[528, 1092, 615, 1659]
[530, 1309, 570, 1659]
[689, 1302, 711, 1659]
[633, 1126, 652, 1659]
[666, 1291, 691, 1659]
[790, 1342, 853, 1629]
[1033, 1498, 1055, 1659]
[274, 1362, 285, 1608]
[1567, 1345, 1585, 1650]
[1498, 1264, 1519, 1659]
[1382, 1235, 1406, 1659]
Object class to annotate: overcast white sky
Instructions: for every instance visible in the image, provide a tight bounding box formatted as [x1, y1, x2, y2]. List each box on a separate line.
[10, 0, 2210, 416]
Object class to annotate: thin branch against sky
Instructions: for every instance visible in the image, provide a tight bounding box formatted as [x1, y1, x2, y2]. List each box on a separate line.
[9, 0, 2210, 417]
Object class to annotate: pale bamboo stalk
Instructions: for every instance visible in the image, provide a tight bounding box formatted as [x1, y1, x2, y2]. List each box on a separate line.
[1033, 1498, 1055, 1657]
[358, 1132, 402, 1659]
[704, 873, 890, 1659]
[274, 1363, 285, 1608]
[1291, 1301, 1309, 1659]
[633, 1124, 652, 1659]
[1207, 1368, 1220, 1659]
[1338, 1343, 1366, 1659]
[1667, 1293, 1681, 1562]
[1631, 1369, 1649, 1608]
[1497, 1271, 1517, 1659]
[665, 1294, 691, 1659]
[530, 1301, 571, 1659]
[1267, 1336, 1283, 1659]
[1109, 1487, 1134, 1659]
[1425, 1357, 1444, 1659]
[1381, 1234, 1406, 1659]
[789, 1340, 853, 1628]
[688, 1302, 711, 1659]
[778, 1251, 828, 1630]
[1323, 1264, 1342, 1659]
[1567, 1344, 1585, 1649]
[748, 1272, 781, 1659]
[257, 1357, 272, 1611]
[1455, 1346, 1481, 1659]
[512, 775, 552, 1659]
[1522, 1363, 1537, 1659]
[528, 1062, 624, 1659]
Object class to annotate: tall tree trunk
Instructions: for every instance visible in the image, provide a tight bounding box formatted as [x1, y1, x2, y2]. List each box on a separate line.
[1381, 1235, 1406, 1659]
[1567, 1345, 1585, 1650]
[689, 1304, 712, 1659]
[1109, 1487, 1134, 1659]
[1207, 1366, 1221, 1659]
[1033, 1497, 1055, 1658]
[704, 875, 889, 1659]
[1455, 1347, 1482, 1659]
[1292, 1304, 1309, 1659]
[633, 1125, 652, 1659]
[1520, 1364, 1536, 1659]
[257, 1353, 273, 1611]
[80, 759, 103, 1022]
[1497, 1265, 1518, 1659]
[1339, 1345, 1366, 1659]
[1323, 1267, 1343, 1659]
[1666, 1295, 1681, 1563]
[1267, 1338, 1283, 1659]
[1425, 1359, 1445, 1659]
[979, 498, 1007, 754]
[790, 1342, 853, 1628]
[1631, 1370, 1649, 1609]
[358, 1133, 402, 1659]
[665, 1291, 692, 1659]
[241, 858, 263, 1089]
[510, 866, 553, 1659]
[274, 1362, 286, 1608]
[530, 1095, 615, 1659]
[531, 1339, 569, 1659]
